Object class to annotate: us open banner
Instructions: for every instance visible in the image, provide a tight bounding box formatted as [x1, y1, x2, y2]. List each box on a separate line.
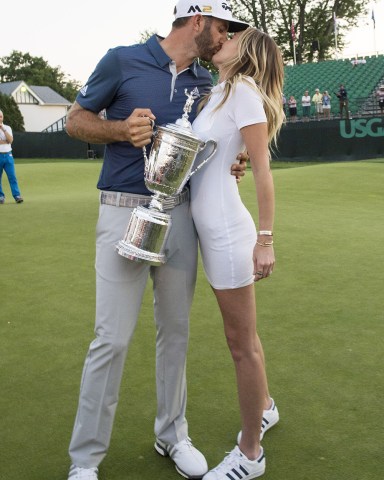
[273, 118, 384, 161]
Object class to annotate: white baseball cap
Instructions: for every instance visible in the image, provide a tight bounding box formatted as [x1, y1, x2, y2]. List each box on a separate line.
[174, 0, 249, 32]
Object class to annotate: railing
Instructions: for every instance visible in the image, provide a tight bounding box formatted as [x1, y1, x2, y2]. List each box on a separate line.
[42, 116, 67, 133]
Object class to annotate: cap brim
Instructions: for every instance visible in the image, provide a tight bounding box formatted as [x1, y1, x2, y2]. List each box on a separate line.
[228, 20, 249, 32]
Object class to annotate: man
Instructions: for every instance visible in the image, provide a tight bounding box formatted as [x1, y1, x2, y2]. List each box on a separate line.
[65, 2, 248, 479]
[337, 84, 349, 119]
[311, 88, 323, 120]
[0, 110, 23, 204]
[376, 84, 384, 114]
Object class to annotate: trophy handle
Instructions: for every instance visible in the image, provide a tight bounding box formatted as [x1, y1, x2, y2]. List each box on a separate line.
[142, 119, 156, 174]
[188, 139, 217, 178]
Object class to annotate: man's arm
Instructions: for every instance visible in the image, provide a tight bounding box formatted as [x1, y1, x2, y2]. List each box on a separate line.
[66, 102, 156, 148]
[0, 124, 13, 144]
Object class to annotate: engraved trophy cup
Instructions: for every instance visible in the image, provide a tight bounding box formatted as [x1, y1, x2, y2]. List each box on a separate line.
[116, 89, 217, 265]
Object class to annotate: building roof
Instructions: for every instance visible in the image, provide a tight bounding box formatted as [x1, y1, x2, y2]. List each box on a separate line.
[0, 81, 19, 96]
[30, 86, 71, 105]
[0, 81, 71, 105]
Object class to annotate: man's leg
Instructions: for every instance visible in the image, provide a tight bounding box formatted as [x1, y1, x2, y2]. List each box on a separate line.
[152, 200, 198, 444]
[151, 199, 208, 479]
[69, 203, 150, 468]
[0, 158, 5, 198]
[3, 154, 21, 198]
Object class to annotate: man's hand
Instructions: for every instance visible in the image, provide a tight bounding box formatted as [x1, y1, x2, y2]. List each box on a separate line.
[231, 151, 249, 183]
[125, 108, 156, 148]
[66, 102, 156, 146]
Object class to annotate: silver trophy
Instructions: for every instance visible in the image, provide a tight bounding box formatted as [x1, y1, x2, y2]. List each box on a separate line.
[116, 89, 217, 265]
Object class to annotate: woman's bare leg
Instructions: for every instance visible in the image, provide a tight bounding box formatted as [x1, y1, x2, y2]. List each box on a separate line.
[212, 284, 270, 460]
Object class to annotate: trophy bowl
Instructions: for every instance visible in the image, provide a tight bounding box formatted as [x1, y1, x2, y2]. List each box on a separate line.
[145, 123, 216, 197]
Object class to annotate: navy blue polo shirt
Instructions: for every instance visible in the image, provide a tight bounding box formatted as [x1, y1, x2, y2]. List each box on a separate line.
[77, 35, 213, 194]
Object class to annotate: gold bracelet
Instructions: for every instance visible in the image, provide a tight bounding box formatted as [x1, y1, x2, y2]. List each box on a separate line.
[258, 230, 273, 236]
[256, 241, 274, 247]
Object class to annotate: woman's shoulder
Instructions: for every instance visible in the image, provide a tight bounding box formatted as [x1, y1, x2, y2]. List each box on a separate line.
[237, 75, 257, 90]
[231, 76, 261, 100]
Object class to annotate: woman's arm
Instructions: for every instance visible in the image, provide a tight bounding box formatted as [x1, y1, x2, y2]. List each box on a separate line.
[241, 122, 275, 280]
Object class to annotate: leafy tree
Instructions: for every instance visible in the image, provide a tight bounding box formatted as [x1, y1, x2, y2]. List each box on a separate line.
[137, 30, 156, 43]
[232, 0, 370, 63]
[0, 93, 24, 131]
[0, 51, 81, 102]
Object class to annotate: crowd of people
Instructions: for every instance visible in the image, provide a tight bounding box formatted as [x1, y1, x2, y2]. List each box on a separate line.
[282, 84, 351, 121]
[283, 83, 384, 121]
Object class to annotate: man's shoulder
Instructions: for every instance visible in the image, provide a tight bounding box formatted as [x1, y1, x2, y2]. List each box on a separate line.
[194, 64, 213, 83]
[111, 42, 146, 58]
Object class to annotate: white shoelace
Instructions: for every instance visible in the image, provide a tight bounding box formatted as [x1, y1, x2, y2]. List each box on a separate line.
[211, 448, 240, 473]
[69, 466, 98, 480]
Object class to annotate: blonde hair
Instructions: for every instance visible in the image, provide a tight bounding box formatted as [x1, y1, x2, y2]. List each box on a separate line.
[200, 28, 285, 148]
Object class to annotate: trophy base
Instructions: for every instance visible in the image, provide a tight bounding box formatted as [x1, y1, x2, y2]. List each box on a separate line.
[116, 205, 171, 266]
[116, 241, 166, 266]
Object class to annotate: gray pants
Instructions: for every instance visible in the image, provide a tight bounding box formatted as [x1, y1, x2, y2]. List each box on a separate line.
[69, 196, 198, 468]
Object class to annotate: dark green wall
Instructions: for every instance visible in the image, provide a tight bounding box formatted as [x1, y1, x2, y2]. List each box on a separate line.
[12, 117, 384, 161]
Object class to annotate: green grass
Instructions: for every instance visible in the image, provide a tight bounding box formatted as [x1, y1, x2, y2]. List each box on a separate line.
[1, 159, 383, 479]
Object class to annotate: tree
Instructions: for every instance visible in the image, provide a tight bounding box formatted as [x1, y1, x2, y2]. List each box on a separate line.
[0, 93, 24, 131]
[231, 0, 370, 63]
[0, 51, 81, 102]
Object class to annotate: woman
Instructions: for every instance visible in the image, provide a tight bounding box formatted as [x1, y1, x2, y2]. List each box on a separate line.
[322, 91, 332, 119]
[190, 28, 285, 479]
[288, 95, 297, 122]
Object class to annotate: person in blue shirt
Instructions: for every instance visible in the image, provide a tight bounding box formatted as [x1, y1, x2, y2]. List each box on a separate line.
[65, 2, 249, 479]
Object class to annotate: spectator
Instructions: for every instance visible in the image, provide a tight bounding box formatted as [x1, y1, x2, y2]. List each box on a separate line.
[301, 90, 311, 121]
[282, 93, 287, 116]
[312, 88, 323, 120]
[376, 85, 384, 115]
[288, 95, 297, 122]
[0, 109, 23, 204]
[336, 84, 349, 119]
[322, 91, 332, 119]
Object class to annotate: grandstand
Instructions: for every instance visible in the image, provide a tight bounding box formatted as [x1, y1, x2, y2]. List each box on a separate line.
[284, 54, 384, 118]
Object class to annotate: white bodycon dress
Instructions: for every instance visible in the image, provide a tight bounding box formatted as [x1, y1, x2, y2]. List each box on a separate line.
[190, 77, 267, 289]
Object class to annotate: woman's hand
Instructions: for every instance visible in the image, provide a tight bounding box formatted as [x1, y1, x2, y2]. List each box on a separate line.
[253, 242, 275, 281]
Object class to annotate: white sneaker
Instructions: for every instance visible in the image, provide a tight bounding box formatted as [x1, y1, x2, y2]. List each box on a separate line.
[237, 398, 279, 444]
[203, 446, 265, 480]
[155, 437, 208, 479]
[68, 464, 98, 480]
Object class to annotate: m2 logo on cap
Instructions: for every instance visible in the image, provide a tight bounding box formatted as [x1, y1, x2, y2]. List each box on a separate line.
[186, 3, 232, 14]
[187, 5, 212, 14]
